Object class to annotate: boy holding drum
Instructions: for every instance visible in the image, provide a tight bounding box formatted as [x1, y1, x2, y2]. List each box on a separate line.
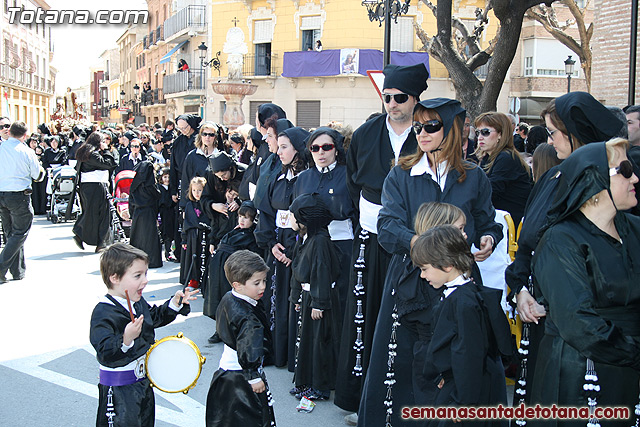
[89, 243, 198, 427]
[205, 250, 276, 427]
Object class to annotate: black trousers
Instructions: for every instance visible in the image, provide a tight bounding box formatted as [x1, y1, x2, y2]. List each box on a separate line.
[0, 191, 32, 279]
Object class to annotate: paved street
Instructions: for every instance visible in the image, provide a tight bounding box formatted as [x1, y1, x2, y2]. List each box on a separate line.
[0, 216, 353, 426]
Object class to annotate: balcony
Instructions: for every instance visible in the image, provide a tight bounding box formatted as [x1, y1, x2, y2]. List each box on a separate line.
[163, 69, 205, 96]
[0, 63, 53, 93]
[163, 5, 206, 43]
[155, 25, 165, 45]
[243, 54, 279, 78]
[143, 35, 149, 51]
[140, 88, 165, 105]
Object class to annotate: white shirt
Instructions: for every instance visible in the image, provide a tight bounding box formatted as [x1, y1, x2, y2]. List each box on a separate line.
[442, 274, 470, 299]
[0, 137, 44, 191]
[385, 116, 412, 163]
[410, 153, 449, 191]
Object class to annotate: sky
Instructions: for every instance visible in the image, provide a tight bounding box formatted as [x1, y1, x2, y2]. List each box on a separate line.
[47, 0, 148, 95]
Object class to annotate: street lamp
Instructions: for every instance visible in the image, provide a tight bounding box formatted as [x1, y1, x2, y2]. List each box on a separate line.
[133, 83, 140, 100]
[564, 55, 575, 93]
[120, 90, 125, 102]
[362, 0, 411, 68]
[197, 42, 221, 75]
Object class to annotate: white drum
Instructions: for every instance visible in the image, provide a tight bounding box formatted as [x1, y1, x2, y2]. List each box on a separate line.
[145, 332, 206, 394]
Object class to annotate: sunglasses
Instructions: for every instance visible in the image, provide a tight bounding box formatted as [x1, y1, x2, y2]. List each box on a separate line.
[475, 128, 497, 137]
[546, 128, 558, 140]
[413, 120, 443, 135]
[201, 132, 216, 137]
[131, 144, 141, 148]
[610, 160, 634, 179]
[0, 124, 10, 129]
[382, 93, 410, 104]
[309, 143, 335, 152]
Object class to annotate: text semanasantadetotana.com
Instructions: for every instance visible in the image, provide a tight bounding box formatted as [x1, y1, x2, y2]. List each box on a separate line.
[7, 7, 148, 25]
[401, 404, 630, 420]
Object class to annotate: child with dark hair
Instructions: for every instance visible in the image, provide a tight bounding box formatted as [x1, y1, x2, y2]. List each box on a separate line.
[205, 250, 275, 427]
[181, 176, 211, 290]
[411, 225, 511, 425]
[158, 168, 177, 262]
[204, 201, 261, 344]
[90, 243, 197, 427]
[288, 193, 341, 401]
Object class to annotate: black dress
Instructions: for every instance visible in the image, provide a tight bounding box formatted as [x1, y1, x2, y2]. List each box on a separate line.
[158, 183, 176, 256]
[480, 151, 532, 226]
[530, 212, 640, 427]
[73, 150, 117, 247]
[206, 291, 275, 427]
[254, 170, 300, 370]
[90, 295, 190, 427]
[204, 225, 260, 319]
[180, 199, 211, 286]
[169, 131, 197, 259]
[289, 229, 342, 392]
[129, 161, 162, 268]
[336, 114, 417, 412]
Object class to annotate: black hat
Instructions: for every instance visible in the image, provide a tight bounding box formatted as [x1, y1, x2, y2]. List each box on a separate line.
[162, 132, 174, 143]
[383, 63, 429, 98]
[240, 200, 255, 210]
[414, 98, 466, 139]
[290, 193, 333, 230]
[209, 152, 234, 172]
[72, 125, 86, 138]
[281, 127, 310, 154]
[124, 130, 137, 142]
[275, 118, 294, 134]
[38, 123, 51, 136]
[257, 103, 287, 127]
[554, 92, 625, 144]
[250, 127, 263, 148]
[176, 114, 202, 132]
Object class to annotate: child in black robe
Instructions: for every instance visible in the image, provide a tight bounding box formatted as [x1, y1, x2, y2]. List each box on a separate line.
[181, 176, 211, 289]
[158, 168, 177, 262]
[288, 193, 341, 401]
[89, 243, 197, 427]
[410, 226, 511, 427]
[205, 250, 276, 427]
[204, 201, 260, 344]
[129, 161, 162, 268]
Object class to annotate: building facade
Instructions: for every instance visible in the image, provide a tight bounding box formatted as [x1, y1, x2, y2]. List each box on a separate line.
[0, 0, 55, 130]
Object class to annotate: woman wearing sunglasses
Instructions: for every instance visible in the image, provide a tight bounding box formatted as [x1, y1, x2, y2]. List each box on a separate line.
[293, 127, 356, 318]
[530, 139, 640, 425]
[254, 126, 310, 370]
[359, 98, 504, 426]
[181, 122, 222, 210]
[474, 111, 532, 226]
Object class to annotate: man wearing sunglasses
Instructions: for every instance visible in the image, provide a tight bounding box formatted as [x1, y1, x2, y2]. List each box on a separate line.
[0, 117, 10, 142]
[338, 62, 429, 421]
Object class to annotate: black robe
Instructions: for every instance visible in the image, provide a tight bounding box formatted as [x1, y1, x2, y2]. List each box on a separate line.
[158, 183, 176, 255]
[425, 281, 510, 427]
[293, 164, 356, 317]
[73, 150, 117, 247]
[90, 295, 190, 427]
[530, 212, 640, 427]
[255, 170, 301, 370]
[129, 161, 162, 268]
[180, 148, 211, 209]
[336, 113, 417, 412]
[253, 153, 281, 212]
[204, 225, 260, 319]
[289, 229, 342, 392]
[241, 143, 270, 200]
[480, 151, 532, 226]
[169, 131, 197, 260]
[206, 292, 275, 427]
[180, 199, 211, 286]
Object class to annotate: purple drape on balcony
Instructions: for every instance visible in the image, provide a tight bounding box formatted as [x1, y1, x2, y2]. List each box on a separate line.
[282, 49, 429, 78]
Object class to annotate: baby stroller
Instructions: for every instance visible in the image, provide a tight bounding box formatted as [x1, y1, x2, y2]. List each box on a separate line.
[46, 165, 81, 223]
[112, 170, 136, 239]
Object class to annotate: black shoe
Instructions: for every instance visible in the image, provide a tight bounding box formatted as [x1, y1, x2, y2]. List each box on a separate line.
[208, 332, 222, 344]
[73, 235, 84, 250]
[0, 275, 7, 284]
[95, 246, 106, 253]
[289, 384, 310, 396]
[11, 275, 24, 281]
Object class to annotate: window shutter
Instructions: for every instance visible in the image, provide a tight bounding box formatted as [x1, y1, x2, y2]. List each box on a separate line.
[300, 15, 321, 30]
[296, 101, 321, 130]
[254, 20, 273, 44]
[390, 17, 414, 52]
[250, 101, 271, 126]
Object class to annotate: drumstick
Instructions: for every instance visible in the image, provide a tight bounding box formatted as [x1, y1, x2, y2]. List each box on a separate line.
[124, 290, 135, 323]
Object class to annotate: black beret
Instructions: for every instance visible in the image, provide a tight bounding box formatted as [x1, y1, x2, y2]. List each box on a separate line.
[383, 63, 429, 98]
[257, 103, 287, 127]
[281, 127, 310, 154]
[209, 152, 234, 172]
[38, 123, 51, 135]
[124, 131, 137, 142]
[414, 98, 466, 139]
[176, 114, 202, 131]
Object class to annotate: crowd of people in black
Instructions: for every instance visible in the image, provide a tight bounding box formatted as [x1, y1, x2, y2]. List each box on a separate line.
[6, 62, 640, 427]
